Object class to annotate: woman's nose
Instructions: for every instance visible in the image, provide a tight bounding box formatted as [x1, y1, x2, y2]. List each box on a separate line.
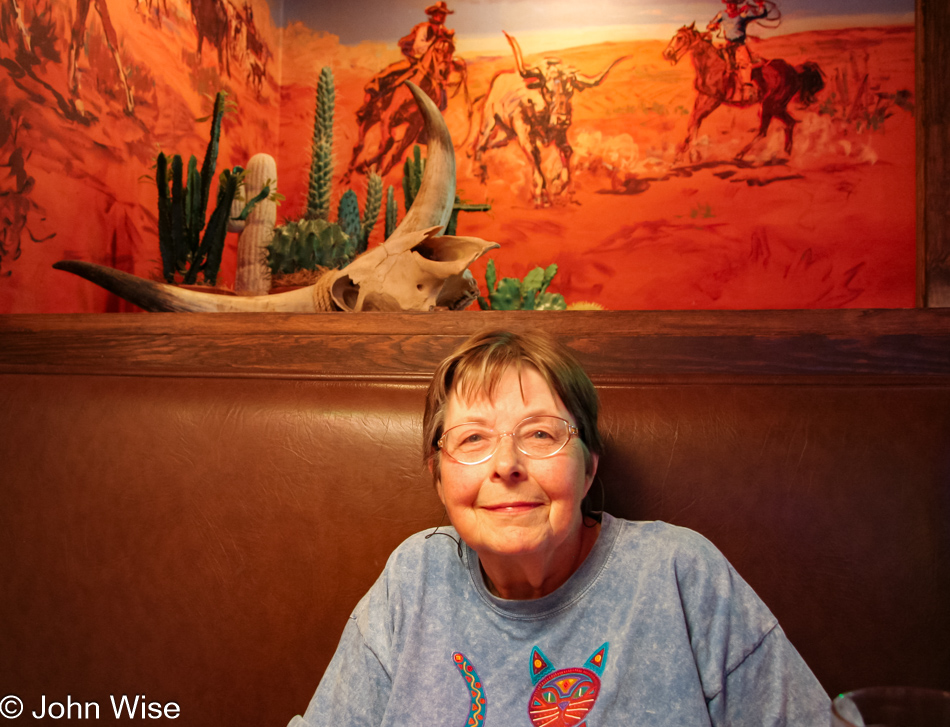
[492, 433, 526, 482]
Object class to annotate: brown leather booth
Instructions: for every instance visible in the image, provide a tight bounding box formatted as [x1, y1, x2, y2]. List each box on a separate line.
[1, 311, 948, 725]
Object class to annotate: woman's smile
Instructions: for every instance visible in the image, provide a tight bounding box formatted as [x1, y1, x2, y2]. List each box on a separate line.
[481, 501, 542, 514]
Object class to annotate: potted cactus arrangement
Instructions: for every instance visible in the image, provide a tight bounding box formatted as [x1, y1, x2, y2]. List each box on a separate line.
[267, 67, 492, 290]
[153, 91, 272, 289]
[268, 67, 383, 288]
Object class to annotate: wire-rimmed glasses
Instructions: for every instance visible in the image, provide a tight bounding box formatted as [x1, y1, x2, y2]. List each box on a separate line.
[438, 415, 578, 465]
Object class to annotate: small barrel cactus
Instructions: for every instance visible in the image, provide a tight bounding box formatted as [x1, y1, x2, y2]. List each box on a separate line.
[267, 218, 356, 275]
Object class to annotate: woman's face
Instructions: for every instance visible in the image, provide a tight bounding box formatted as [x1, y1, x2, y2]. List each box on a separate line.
[436, 365, 597, 562]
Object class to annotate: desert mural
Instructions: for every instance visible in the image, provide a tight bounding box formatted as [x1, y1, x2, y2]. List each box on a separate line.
[0, 0, 915, 312]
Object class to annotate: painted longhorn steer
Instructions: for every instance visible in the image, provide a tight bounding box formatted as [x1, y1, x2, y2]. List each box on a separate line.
[471, 32, 626, 207]
[53, 83, 499, 312]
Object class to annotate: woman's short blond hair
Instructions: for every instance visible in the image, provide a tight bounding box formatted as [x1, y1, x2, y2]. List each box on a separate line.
[422, 329, 602, 493]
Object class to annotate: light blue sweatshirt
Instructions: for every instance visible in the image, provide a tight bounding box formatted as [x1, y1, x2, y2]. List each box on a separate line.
[290, 514, 828, 726]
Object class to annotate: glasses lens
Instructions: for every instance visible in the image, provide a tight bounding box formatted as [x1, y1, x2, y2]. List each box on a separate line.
[515, 416, 570, 457]
[443, 424, 495, 463]
[441, 417, 573, 464]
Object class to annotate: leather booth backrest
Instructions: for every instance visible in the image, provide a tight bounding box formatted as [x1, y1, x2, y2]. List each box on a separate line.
[1, 312, 948, 726]
[2, 374, 439, 723]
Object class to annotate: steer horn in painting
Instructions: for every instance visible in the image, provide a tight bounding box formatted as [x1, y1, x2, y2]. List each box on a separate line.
[52, 82, 498, 312]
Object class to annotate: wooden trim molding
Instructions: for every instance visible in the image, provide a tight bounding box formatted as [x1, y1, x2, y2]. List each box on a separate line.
[919, 0, 950, 306]
[2, 310, 949, 382]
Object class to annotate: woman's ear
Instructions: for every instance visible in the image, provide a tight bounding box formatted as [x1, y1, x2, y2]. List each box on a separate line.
[584, 453, 600, 495]
[429, 459, 446, 504]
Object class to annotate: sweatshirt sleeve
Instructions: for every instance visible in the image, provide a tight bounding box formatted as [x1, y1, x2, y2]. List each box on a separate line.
[706, 625, 829, 726]
[288, 592, 393, 727]
[670, 528, 829, 725]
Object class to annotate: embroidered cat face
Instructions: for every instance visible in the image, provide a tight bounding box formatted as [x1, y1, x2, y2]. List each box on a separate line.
[527, 644, 608, 727]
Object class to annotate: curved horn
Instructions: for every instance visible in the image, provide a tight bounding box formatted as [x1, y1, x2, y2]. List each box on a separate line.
[52, 260, 320, 312]
[54, 79, 458, 313]
[503, 31, 529, 78]
[574, 55, 629, 89]
[392, 81, 456, 236]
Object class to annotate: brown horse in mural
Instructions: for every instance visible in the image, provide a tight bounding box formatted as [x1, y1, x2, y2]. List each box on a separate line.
[662, 23, 824, 162]
[190, 0, 231, 77]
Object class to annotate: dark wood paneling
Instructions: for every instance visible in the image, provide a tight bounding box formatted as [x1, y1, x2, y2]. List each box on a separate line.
[2, 310, 950, 380]
[920, 0, 950, 306]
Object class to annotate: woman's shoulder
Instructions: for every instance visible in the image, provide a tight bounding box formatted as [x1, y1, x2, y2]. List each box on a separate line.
[391, 524, 462, 555]
[351, 526, 466, 624]
[607, 515, 775, 624]
[605, 516, 731, 571]
[379, 525, 466, 581]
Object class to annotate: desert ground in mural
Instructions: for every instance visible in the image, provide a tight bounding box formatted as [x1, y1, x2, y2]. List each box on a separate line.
[0, 0, 915, 311]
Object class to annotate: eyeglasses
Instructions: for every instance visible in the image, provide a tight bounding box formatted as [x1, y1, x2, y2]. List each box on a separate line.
[437, 416, 579, 465]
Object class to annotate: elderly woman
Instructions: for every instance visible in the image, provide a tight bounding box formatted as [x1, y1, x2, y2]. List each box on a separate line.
[290, 329, 828, 726]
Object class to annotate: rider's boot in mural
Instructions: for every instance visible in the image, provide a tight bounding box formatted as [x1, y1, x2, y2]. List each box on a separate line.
[733, 44, 759, 103]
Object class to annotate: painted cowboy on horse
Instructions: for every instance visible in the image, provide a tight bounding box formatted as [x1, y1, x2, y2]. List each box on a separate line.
[663, 17, 823, 162]
[357, 2, 457, 122]
[344, 2, 471, 179]
[706, 0, 776, 102]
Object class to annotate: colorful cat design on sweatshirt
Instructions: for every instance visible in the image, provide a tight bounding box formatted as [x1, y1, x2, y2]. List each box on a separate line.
[452, 643, 608, 726]
[528, 644, 608, 726]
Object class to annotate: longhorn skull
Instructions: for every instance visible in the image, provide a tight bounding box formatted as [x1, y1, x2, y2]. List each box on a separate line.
[53, 82, 498, 312]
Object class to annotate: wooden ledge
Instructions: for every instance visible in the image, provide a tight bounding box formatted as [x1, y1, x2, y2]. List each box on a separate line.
[1, 310, 949, 381]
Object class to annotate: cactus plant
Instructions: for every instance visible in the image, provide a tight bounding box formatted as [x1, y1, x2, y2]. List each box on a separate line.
[397, 143, 489, 236]
[402, 145, 425, 212]
[446, 196, 491, 236]
[155, 91, 264, 286]
[337, 189, 361, 243]
[267, 219, 355, 275]
[477, 260, 566, 310]
[306, 66, 334, 221]
[391, 144, 489, 239]
[384, 185, 398, 239]
[235, 153, 278, 295]
[269, 67, 384, 281]
[360, 173, 383, 253]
